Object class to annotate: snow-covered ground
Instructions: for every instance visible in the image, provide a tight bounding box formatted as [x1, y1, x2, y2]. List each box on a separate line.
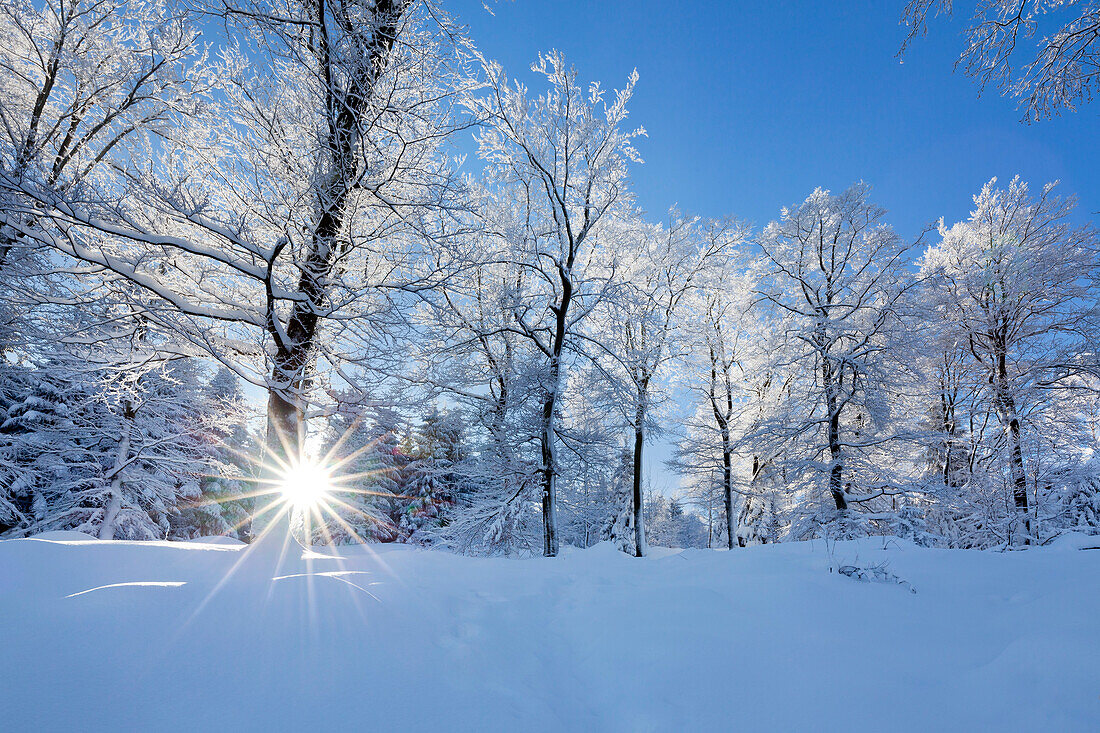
[1, 533, 1098, 732]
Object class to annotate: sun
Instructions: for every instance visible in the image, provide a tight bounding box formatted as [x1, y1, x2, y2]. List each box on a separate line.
[279, 459, 334, 510]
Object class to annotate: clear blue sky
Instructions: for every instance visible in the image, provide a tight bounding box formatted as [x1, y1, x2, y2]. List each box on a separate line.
[450, 0, 1098, 241]
[448, 0, 1099, 497]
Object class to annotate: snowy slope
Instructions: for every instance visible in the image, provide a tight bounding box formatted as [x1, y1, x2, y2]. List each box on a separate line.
[1, 533, 1098, 732]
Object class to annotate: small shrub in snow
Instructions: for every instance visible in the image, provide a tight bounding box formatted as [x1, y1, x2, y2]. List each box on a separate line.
[836, 563, 917, 594]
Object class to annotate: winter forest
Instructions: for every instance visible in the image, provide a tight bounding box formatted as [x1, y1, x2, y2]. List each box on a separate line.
[3, 0, 1100, 729]
[4, 0, 1099, 555]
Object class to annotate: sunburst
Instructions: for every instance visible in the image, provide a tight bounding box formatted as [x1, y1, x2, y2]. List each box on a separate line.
[278, 459, 334, 511]
[189, 412, 412, 550]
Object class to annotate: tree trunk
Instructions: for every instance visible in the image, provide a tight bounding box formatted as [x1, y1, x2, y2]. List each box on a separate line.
[707, 489, 713, 549]
[632, 408, 647, 557]
[708, 347, 736, 550]
[265, 374, 304, 462]
[242, 369, 304, 542]
[99, 493, 123, 541]
[740, 456, 764, 548]
[539, 389, 559, 557]
[537, 257, 574, 557]
[99, 399, 135, 540]
[994, 349, 1030, 542]
[722, 430, 734, 549]
[0, 236, 12, 272]
[251, 0, 408, 540]
[824, 359, 847, 511]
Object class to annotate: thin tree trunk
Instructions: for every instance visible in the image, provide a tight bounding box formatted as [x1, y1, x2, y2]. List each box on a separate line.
[99, 399, 135, 540]
[632, 409, 646, 557]
[708, 345, 736, 550]
[828, 429, 846, 510]
[539, 389, 559, 557]
[539, 320, 566, 558]
[722, 431, 734, 549]
[994, 349, 1030, 542]
[824, 359, 847, 511]
[707, 487, 713, 549]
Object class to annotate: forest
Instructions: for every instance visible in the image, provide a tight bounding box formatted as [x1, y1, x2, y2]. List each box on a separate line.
[2, 0, 1099, 559]
[4, 1, 1100, 730]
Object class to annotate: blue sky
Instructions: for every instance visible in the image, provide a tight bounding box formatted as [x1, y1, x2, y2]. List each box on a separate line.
[451, 0, 1098, 241]
[448, 0, 1099, 497]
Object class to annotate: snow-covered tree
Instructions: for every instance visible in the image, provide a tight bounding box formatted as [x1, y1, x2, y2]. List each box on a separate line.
[600, 443, 636, 553]
[671, 262, 760, 548]
[310, 402, 408, 544]
[400, 406, 466, 542]
[463, 51, 644, 555]
[0, 357, 100, 534]
[403, 196, 546, 553]
[593, 214, 743, 556]
[3, 1, 476, 538]
[901, 0, 1100, 120]
[750, 183, 917, 535]
[0, 340, 229, 540]
[1067, 469, 1100, 532]
[0, 0, 201, 426]
[171, 367, 258, 540]
[919, 176, 1100, 543]
[0, 0, 198, 265]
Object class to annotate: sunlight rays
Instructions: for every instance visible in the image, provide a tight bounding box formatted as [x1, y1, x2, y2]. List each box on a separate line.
[188, 409, 416, 554]
[279, 460, 334, 510]
[162, 410, 415, 637]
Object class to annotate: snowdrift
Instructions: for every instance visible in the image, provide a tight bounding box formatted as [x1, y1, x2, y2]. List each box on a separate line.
[1, 534, 1097, 731]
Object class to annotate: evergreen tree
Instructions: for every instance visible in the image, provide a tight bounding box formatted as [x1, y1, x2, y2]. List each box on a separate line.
[735, 494, 777, 547]
[0, 362, 103, 535]
[170, 367, 257, 539]
[95, 357, 211, 540]
[314, 404, 408, 544]
[0, 347, 241, 540]
[401, 407, 466, 543]
[1067, 465, 1100, 534]
[368, 408, 411, 541]
[601, 445, 635, 554]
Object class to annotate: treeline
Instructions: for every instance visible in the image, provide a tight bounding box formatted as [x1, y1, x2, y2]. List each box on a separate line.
[1, 0, 1099, 553]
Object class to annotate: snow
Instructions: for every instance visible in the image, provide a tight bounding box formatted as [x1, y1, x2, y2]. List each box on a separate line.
[29, 530, 98, 541]
[1, 534, 1098, 731]
[183, 535, 248, 546]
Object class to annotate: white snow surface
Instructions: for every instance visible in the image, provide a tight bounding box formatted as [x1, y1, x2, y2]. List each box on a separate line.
[182, 535, 248, 546]
[1, 533, 1098, 731]
[29, 530, 98, 541]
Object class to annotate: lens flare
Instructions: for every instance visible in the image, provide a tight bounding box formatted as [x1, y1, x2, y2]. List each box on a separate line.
[279, 460, 333, 509]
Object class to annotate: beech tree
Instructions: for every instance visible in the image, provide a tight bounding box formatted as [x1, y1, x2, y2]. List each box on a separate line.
[901, 0, 1100, 119]
[465, 51, 643, 556]
[691, 269, 756, 549]
[596, 214, 742, 555]
[672, 263, 791, 548]
[919, 176, 1100, 542]
[2, 0, 475, 542]
[752, 183, 915, 528]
